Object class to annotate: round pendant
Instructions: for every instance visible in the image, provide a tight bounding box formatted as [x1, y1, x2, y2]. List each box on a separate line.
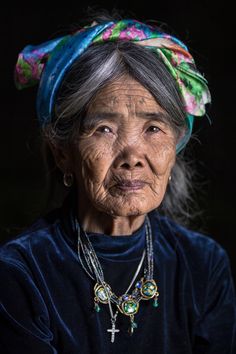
[140, 279, 158, 299]
[120, 297, 139, 316]
[94, 283, 111, 304]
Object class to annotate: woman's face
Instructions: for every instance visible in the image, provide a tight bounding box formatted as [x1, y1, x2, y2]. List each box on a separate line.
[69, 76, 177, 217]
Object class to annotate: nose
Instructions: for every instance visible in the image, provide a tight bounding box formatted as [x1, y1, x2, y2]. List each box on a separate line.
[113, 146, 146, 170]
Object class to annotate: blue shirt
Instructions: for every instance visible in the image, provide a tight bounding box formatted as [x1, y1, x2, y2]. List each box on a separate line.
[0, 193, 235, 353]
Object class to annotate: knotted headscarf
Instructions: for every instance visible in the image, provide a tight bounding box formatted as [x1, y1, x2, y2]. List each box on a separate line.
[15, 19, 211, 152]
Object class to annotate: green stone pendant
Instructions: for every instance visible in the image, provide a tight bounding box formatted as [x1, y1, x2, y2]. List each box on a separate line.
[121, 297, 139, 316]
[140, 279, 158, 300]
[94, 283, 111, 304]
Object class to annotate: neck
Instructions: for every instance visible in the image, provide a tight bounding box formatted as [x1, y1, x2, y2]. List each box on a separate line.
[77, 196, 146, 236]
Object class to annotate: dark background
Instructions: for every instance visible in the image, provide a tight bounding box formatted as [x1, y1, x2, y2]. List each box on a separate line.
[1, 2, 235, 285]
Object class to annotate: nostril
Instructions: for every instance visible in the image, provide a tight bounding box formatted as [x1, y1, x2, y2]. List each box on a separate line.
[135, 161, 143, 167]
[120, 161, 143, 169]
[120, 162, 130, 169]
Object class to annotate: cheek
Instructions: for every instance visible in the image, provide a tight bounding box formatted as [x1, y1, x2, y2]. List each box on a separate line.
[148, 139, 176, 176]
[74, 138, 113, 184]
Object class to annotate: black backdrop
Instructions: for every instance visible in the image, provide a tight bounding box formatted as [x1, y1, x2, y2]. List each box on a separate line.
[1, 1, 236, 286]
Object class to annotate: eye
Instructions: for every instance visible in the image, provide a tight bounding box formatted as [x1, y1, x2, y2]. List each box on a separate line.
[96, 126, 112, 133]
[146, 126, 161, 133]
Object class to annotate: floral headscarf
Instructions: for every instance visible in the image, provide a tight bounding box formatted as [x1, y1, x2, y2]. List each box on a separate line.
[15, 19, 211, 152]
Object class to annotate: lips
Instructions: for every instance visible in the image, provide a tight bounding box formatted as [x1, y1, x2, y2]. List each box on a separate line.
[115, 179, 147, 191]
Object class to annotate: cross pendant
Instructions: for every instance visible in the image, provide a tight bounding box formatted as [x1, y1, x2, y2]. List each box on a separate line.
[107, 322, 120, 343]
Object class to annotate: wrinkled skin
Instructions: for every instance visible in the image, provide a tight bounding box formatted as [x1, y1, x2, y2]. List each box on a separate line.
[50, 76, 178, 235]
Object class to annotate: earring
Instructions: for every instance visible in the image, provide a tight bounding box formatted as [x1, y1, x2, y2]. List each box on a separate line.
[63, 172, 74, 187]
[169, 175, 172, 182]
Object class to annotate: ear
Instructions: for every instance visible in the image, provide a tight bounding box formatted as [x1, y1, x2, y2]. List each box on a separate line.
[47, 140, 73, 173]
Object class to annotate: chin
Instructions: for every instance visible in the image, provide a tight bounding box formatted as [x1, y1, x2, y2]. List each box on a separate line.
[111, 207, 144, 217]
[102, 199, 158, 217]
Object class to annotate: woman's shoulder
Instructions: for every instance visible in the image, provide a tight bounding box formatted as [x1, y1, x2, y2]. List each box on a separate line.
[0, 207, 62, 265]
[149, 210, 230, 266]
[149, 211, 235, 301]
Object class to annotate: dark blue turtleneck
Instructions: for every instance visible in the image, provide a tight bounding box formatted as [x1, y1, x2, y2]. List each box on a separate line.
[0, 194, 235, 353]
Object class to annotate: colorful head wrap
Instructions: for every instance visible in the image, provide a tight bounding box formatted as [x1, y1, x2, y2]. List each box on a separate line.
[15, 19, 211, 152]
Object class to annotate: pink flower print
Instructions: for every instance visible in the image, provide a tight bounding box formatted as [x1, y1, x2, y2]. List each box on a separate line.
[119, 25, 146, 40]
[185, 91, 198, 114]
[102, 24, 116, 40]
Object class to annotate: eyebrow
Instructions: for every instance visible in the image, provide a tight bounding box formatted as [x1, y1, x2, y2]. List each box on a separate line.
[81, 111, 170, 129]
[136, 111, 170, 122]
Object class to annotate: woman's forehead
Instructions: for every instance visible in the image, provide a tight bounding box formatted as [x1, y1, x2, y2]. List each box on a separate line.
[88, 77, 161, 112]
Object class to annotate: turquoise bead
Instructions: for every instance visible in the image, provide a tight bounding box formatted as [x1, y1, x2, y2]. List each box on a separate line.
[94, 303, 101, 312]
[131, 321, 138, 328]
[153, 299, 159, 308]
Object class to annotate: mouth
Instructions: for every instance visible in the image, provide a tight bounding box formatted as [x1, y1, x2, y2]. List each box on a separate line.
[115, 179, 147, 191]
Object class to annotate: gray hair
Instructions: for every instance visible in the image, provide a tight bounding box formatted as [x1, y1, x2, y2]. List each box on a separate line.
[41, 33, 197, 225]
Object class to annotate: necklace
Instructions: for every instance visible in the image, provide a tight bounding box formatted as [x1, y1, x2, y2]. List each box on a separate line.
[76, 216, 159, 342]
[103, 249, 146, 343]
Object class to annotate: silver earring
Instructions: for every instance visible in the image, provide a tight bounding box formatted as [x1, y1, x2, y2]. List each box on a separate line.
[169, 175, 172, 181]
[63, 172, 74, 187]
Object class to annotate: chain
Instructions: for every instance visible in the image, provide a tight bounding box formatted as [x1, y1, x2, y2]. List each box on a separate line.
[76, 217, 153, 286]
[75, 215, 156, 342]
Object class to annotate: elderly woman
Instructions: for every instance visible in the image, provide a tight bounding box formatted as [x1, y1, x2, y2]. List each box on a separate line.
[0, 12, 235, 354]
